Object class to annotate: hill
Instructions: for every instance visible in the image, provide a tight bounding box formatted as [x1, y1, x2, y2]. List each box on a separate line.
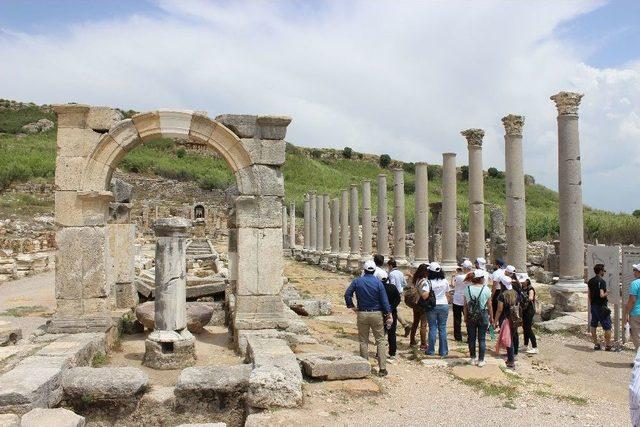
[1, 100, 639, 244]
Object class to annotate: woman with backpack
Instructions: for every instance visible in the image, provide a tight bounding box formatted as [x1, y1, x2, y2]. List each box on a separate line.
[420, 262, 451, 357]
[406, 263, 429, 351]
[464, 269, 493, 367]
[521, 277, 538, 354]
[494, 289, 521, 369]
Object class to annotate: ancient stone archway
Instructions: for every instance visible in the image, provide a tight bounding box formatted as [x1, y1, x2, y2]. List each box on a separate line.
[51, 105, 292, 334]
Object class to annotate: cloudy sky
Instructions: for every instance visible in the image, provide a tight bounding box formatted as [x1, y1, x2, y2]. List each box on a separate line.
[1, 0, 639, 212]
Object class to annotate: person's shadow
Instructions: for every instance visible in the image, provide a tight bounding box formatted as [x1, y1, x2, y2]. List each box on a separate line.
[565, 343, 593, 353]
[597, 361, 633, 369]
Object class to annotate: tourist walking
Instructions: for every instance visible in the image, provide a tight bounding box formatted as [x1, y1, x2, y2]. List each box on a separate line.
[588, 263, 613, 351]
[494, 289, 521, 369]
[521, 277, 538, 354]
[372, 254, 389, 282]
[383, 270, 401, 360]
[387, 258, 412, 337]
[345, 260, 393, 376]
[421, 262, 451, 357]
[464, 269, 493, 367]
[624, 264, 640, 351]
[406, 263, 429, 351]
[491, 259, 506, 317]
[500, 267, 520, 357]
[452, 259, 473, 341]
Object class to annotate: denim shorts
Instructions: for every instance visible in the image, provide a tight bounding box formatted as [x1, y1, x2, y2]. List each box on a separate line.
[590, 304, 612, 331]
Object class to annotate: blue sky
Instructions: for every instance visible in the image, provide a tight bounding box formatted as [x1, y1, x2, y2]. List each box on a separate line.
[0, 1, 639, 213]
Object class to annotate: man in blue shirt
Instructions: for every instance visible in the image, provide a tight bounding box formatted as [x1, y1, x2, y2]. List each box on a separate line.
[345, 260, 392, 376]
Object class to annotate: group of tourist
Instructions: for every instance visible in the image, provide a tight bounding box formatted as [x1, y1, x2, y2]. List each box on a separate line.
[344, 254, 539, 376]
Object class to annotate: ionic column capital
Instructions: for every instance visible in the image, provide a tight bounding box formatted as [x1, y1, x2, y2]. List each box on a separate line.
[501, 114, 525, 137]
[550, 91, 583, 116]
[461, 128, 485, 147]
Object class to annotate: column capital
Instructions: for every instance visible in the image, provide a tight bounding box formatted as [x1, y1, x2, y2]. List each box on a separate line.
[443, 152, 456, 158]
[501, 114, 525, 137]
[461, 128, 485, 147]
[153, 217, 192, 237]
[550, 91, 583, 116]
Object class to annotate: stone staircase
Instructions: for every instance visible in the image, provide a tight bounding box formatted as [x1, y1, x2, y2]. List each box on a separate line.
[186, 239, 213, 256]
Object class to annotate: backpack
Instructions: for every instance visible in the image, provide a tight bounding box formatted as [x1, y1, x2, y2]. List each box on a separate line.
[507, 301, 523, 328]
[519, 286, 536, 313]
[404, 283, 420, 309]
[467, 285, 487, 324]
[417, 279, 436, 310]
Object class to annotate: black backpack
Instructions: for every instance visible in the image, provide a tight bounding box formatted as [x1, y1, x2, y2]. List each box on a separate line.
[417, 279, 436, 310]
[467, 285, 487, 324]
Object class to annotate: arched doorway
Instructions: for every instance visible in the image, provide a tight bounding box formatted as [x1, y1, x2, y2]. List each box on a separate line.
[51, 105, 292, 335]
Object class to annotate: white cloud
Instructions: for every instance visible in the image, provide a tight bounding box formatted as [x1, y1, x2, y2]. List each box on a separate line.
[0, 0, 638, 212]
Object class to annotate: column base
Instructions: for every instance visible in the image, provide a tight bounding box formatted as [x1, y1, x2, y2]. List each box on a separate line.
[550, 278, 588, 312]
[441, 260, 459, 273]
[348, 254, 362, 271]
[143, 329, 196, 370]
[412, 259, 428, 268]
[337, 253, 349, 270]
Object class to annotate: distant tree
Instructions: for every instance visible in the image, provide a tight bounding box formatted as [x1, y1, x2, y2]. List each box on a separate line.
[379, 154, 392, 169]
[342, 147, 353, 159]
[488, 167, 504, 178]
[427, 164, 442, 180]
[460, 165, 469, 181]
[311, 149, 322, 159]
[404, 180, 415, 195]
[403, 162, 416, 173]
[633, 209, 640, 218]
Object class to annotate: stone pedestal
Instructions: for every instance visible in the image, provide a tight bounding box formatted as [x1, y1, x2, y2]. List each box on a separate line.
[377, 174, 389, 257]
[144, 217, 196, 370]
[361, 180, 373, 258]
[550, 92, 588, 311]
[414, 162, 429, 265]
[392, 169, 407, 263]
[462, 129, 485, 260]
[441, 153, 457, 271]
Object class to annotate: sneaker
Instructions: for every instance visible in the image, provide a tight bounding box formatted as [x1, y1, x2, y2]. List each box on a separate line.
[419, 345, 428, 352]
[526, 347, 539, 355]
[478, 360, 486, 368]
[404, 326, 411, 337]
[469, 358, 478, 366]
[378, 369, 388, 377]
[387, 356, 396, 364]
[594, 344, 602, 351]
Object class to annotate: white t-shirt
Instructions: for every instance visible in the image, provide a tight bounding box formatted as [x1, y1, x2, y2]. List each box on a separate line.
[388, 268, 407, 293]
[421, 278, 450, 306]
[452, 273, 469, 306]
[374, 266, 388, 282]
[491, 268, 505, 291]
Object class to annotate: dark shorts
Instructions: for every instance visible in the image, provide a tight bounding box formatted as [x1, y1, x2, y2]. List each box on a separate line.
[590, 304, 612, 330]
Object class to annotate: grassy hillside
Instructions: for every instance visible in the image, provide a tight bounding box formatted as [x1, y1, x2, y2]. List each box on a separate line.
[1, 103, 639, 244]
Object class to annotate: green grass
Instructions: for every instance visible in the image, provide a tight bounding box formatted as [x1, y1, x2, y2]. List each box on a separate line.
[0, 101, 55, 134]
[534, 389, 588, 405]
[0, 305, 48, 317]
[0, 131, 56, 191]
[452, 375, 519, 408]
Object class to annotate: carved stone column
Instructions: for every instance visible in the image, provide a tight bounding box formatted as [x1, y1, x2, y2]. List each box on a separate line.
[349, 184, 360, 265]
[362, 180, 373, 258]
[303, 194, 310, 251]
[393, 169, 407, 262]
[414, 162, 429, 265]
[550, 91, 587, 311]
[323, 194, 331, 252]
[309, 191, 317, 252]
[316, 194, 324, 252]
[282, 204, 288, 247]
[502, 114, 527, 271]
[289, 201, 296, 249]
[340, 189, 349, 254]
[441, 153, 457, 271]
[377, 174, 389, 257]
[330, 198, 340, 255]
[462, 128, 485, 260]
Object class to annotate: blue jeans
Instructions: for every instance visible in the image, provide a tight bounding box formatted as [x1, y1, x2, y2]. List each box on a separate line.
[467, 310, 489, 361]
[426, 304, 449, 356]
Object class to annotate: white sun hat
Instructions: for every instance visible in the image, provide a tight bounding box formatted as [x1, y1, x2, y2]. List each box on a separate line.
[428, 262, 442, 272]
[363, 260, 376, 272]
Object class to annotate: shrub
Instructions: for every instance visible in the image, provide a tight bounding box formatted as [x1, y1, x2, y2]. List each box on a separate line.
[460, 165, 469, 181]
[404, 180, 415, 195]
[488, 167, 504, 178]
[311, 149, 322, 159]
[427, 164, 441, 180]
[379, 154, 391, 169]
[403, 162, 416, 173]
[198, 175, 230, 190]
[342, 147, 353, 159]
[176, 147, 186, 158]
[634, 210, 640, 218]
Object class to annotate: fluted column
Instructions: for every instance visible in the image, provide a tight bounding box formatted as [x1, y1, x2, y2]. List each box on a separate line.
[323, 194, 331, 252]
[349, 184, 360, 257]
[414, 162, 429, 264]
[377, 174, 389, 257]
[361, 180, 372, 257]
[330, 198, 340, 255]
[340, 189, 349, 255]
[393, 169, 406, 261]
[303, 195, 310, 250]
[462, 129, 485, 260]
[502, 115, 527, 271]
[289, 201, 296, 248]
[316, 194, 324, 252]
[310, 191, 317, 251]
[550, 91, 587, 311]
[441, 153, 457, 270]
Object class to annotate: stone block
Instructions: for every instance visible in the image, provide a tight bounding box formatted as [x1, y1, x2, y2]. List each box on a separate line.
[246, 337, 301, 380]
[110, 178, 133, 203]
[21, 407, 85, 427]
[215, 114, 258, 138]
[175, 364, 252, 399]
[53, 104, 89, 129]
[0, 325, 21, 346]
[143, 330, 196, 370]
[36, 333, 105, 367]
[235, 329, 317, 357]
[62, 367, 148, 402]
[537, 314, 586, 333]
[135, 301, 214, 334]
[87, 107, 123, 132]
[55, 156, 86, 191]
[246, 365, 302, 409]
[236, 165, 284, 196]
[256, 115, 292, 140]
[108, 202, 132, 223]
[131, 111, 161, 142]
[298, 352, 370, 380]
[56, 127, 102, 158]
[106, 223, 135, 283]
[239, 138, 285, 166]
[108, 119, 140, 151]
[159, 110, 193, 138]
[0, 414, 19, 427]
[236, 228, 283, 296]
[114, 282, 138, 309]
[234, 196, 283, 228]
[287, 299, 332, 317]
[189, 113, 216, 142]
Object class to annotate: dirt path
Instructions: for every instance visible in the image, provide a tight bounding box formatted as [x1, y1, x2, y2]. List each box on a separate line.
[0, 271, 54, 336]
[266, 259, 632, 426]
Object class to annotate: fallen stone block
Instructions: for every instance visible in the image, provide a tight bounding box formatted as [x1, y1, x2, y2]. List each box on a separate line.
[175, 424, 226, 427]
[175, 364, 252, 399]
[135, 301, 214, 334]
[287, 299, 332, 317]
[35, 333, 105, 367]
[21, 407, 85, 427]
[298, 352, 370, 380]
[236, 329, 318, 357]
[246, 337, 301, 380]
[0, 413, 19, 427]
[537, 314, 586, 333]
[62, 367, 148, 403]
[246, 365, 302, 409]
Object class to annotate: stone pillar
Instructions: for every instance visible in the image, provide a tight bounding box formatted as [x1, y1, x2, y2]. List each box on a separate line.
[309, 191, 317, 251]
[289, 201, 296, 248]
[462, 129, 485, 260]
[377, 174, 389, 257]
[282, 204, 288, 247]
[303, 195, 310, 250]
[323, 194, 331, 252]
[392, 169, 406, 262]
[414, 162, 429, 265]
[330, 198, 340, 255]
[144, 217, 196, 370]
[339, 189, 349, 255]
[502, 114, 527, 271]
[441, 153, 457, 270]
[316, 194, 324, 252]
[349, 184, 360, 260]
[361, 180, 373, 258]
[550, 91, 587, 311]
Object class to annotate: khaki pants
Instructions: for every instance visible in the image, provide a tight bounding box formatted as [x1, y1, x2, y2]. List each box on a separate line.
[631, 316, 640, 350]
[357, 311, 387, 371]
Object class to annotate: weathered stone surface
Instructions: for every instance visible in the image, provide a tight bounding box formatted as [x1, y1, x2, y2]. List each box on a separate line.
[143, 329, 196, 370]
[236, 228, 283, 296]
[234, 196, 283, 228]
[0, 326, 21, 346]
[21, 407, 85, 427]
[236, 165, 284, 197]
[538, 314, 586, 332]
[106, 223, 136, 285]
[135, 301, 214, 334]
[35, 333, 105, 367]
[87, 107, 124, 132]
[256, 115, 292, 140]
[246, 365, 302, 409]
[298, 352, 370, 380]
[239, 138, 285, 166]
[110, 178, 133, 203]
[62, 367, 148, 402]
[0, 413, 19, 427]
[246, 337, 301, 380]
[175, 364, 252, 398]
[287, 299, 332, 317]
[235, 329, 318, 356]
[175, 424, 226, 427]
[215, 114, 258, 139]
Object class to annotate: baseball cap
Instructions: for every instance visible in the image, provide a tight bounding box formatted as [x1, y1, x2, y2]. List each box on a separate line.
[461, 260, 473, 269]
[428, 262, 442, 272]
[499, 274, 513, 289]
[473, 269, 485, 279]
[476, 257, 487, 268]
[505, 265, 516, 274]
[633, 263, 640, 272]
[363, 260, 376, 272]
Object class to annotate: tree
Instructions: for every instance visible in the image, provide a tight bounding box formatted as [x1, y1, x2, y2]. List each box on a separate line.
[379, 154, 391, 169]
[311, 149, 322, 159]
[403, 162, 416, 173]
[342, 147, 353, 159]
[460, 165, 469, 181]
[488, 167, 503, 178]
[633, 209, 640, 218]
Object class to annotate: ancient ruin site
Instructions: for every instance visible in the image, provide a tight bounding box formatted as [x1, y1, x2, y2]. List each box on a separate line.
[0, 2, 639, 427]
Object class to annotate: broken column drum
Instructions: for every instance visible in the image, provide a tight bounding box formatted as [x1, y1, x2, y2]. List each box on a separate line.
[461, 128, 485, 260]
[144, 217, 196, 370]
[377, 174, 389, 257]
[441, 153, 457, 270]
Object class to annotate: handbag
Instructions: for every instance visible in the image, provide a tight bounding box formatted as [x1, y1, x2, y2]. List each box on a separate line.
[418, 279, 437, 310]
[601, 305, 612, 317]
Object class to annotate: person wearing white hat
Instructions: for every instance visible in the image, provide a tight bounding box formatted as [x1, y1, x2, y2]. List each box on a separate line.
[345, 259, 393, 376]
[520, 276, 538, 354]
[421, 262, 452, 357]
[452, 259, 474, 341]
[464, 268, 493, 366]
[624, 264, 640, 351]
